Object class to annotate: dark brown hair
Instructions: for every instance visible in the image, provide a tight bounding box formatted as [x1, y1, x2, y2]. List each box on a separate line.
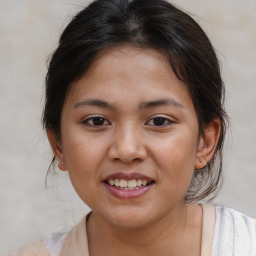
[43, 0, 228, 202]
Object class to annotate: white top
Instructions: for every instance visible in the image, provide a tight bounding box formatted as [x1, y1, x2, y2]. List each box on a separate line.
[212, 206, 256, 256]
[10, 204, 256, 256]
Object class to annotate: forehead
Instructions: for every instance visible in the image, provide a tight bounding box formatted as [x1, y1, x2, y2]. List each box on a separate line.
[65, 45, 194, 110]
[85, 46, 174, 84]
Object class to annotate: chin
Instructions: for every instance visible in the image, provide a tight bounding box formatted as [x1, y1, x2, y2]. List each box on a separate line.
[101, 206, 157, 229]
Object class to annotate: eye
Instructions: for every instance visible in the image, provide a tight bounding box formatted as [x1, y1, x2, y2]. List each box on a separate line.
[146, 116, 174, 126]
[82, 116, 110, 126]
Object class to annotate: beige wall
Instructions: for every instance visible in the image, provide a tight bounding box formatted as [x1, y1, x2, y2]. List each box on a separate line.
[0, 0, 255, 254]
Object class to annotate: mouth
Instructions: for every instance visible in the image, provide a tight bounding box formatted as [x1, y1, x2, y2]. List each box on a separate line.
[104, 178, 155, 190]
[103, 173, 155, 199]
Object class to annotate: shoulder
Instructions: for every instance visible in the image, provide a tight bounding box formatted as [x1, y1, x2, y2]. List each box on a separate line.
[214, 205, 256, 232]
[45, 214, 89, 256]
[212, 205, 256, 255]
[9, 241, 48, 256]
[9, 229, 70, 256]
[9, 214, 90, 256]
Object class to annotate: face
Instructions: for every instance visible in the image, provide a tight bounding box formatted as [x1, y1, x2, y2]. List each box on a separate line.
[52, 46, 206, 228]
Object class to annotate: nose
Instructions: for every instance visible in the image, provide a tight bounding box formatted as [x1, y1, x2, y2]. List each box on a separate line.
[107, 123, 147, 163]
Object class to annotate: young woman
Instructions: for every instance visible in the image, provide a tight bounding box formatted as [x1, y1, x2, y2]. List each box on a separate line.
[11, 0, 256, 255]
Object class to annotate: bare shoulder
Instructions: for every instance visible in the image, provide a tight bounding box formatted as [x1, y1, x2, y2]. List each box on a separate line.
[9, 241, 48, 256]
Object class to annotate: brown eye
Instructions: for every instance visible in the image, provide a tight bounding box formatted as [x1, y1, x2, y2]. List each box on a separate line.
[153, 117, 166, 126]
[83, 116, 110, 126]
[146, 117, 173, 126]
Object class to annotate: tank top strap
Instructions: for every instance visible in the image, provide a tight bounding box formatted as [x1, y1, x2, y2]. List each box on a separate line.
[201, 203, 216, 256]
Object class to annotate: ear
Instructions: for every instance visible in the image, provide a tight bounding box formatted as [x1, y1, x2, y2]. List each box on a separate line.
[195, 119, 221, 170]
[47, 128, 67, 171]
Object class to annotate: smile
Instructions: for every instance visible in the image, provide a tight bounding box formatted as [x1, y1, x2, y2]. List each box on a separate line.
[103, 173, 155, 199]
[106, 179, 153, 190]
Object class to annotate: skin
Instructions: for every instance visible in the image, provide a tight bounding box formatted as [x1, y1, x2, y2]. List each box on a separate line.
[48, 46, 220, 256]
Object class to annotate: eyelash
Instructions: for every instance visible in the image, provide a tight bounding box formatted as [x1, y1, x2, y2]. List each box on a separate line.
[82, 116, 174, 127]
[82, 116, 111, 126]
[146, 116, 174, 126]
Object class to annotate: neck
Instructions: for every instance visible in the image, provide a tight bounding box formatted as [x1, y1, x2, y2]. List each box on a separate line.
[87, 203, 201, 256]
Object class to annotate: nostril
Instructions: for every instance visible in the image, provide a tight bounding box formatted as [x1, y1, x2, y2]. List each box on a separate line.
[107, 138, 147, 163]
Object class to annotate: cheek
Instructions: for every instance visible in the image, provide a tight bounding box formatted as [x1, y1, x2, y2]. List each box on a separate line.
[156, 131, 198, 167]
[62, 136, 103, 204]
[62, 131, 107, 182]
[153, 130, 198, 188]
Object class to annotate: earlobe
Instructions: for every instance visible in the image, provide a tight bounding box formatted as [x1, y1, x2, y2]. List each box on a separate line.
[195, 119, 221, 170]
[46, 129, 67, 171]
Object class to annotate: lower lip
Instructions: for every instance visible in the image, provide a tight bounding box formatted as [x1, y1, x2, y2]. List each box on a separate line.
[103, 183, 154, 199]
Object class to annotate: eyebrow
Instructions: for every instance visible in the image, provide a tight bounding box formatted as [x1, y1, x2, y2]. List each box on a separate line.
[73, 98, 184, 109]
[139, 98, 184, 109]
[73, 99, 114, 109]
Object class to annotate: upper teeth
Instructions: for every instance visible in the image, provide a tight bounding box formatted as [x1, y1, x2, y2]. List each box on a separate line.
[108, 179, 148, 188]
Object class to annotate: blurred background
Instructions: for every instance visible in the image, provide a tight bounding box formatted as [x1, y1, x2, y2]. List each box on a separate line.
[0, 0, 255, 254]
